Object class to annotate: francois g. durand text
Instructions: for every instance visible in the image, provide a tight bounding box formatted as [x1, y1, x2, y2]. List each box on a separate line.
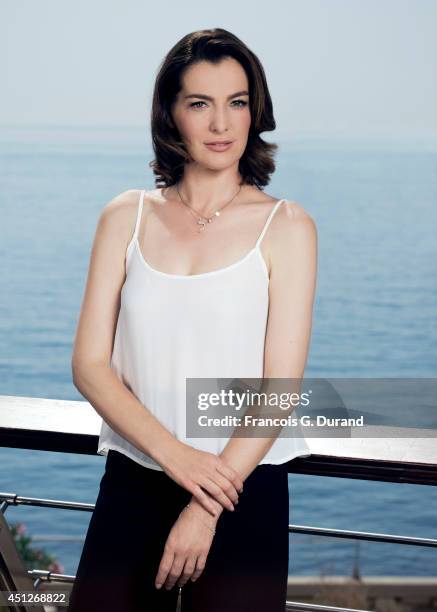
[197, 415, 364, 427]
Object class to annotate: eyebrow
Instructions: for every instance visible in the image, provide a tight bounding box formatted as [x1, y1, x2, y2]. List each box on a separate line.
[183, 90, 249, 101]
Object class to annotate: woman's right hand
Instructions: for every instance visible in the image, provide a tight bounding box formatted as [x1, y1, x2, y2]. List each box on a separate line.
[162, 441, 244, 516]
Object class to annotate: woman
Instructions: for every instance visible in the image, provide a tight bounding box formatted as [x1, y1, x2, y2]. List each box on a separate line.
[68, 27, 317, 612]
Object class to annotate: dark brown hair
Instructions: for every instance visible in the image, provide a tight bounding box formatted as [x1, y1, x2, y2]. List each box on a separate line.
[148, 28, 278, 189]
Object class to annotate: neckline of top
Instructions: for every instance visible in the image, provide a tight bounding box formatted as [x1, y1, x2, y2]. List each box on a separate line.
[133, 238, 267, 280]
[130, 190, 285, 280]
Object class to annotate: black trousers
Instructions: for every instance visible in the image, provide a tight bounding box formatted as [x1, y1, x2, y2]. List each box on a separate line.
[68, 450, 289, 612]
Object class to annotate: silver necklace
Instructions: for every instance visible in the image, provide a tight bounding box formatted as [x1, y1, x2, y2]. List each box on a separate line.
[176, 183, 243, 233]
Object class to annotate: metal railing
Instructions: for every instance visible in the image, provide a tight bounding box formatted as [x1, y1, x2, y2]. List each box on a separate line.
[2, 489, 436, 612]
[1, 395, 436, 612]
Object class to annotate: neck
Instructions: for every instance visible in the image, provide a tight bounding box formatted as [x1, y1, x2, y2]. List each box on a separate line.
[172, 166, 245, 217]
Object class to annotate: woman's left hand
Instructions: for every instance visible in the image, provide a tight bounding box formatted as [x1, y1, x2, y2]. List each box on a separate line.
[155, 499, 218, 590]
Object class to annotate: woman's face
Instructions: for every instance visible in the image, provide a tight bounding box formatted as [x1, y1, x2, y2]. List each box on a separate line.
[171, 57, 251, 170]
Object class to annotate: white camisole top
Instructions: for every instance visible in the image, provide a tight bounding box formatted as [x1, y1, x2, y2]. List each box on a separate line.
[97, 189, 311, 470]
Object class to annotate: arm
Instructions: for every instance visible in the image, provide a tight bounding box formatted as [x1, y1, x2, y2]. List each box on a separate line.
[188, 201, 318, 519]
[72, 190, 242, 515]
[71, 190, 178, 467]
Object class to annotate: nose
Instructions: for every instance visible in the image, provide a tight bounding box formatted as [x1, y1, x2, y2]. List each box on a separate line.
[209, 106, 230, 134]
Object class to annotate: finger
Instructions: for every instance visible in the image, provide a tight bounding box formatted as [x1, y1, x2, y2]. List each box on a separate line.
[216, 460, 244, 492]
[201, 476, 235, 511]
[216, 462, 244, 493]
[177, 556, 197, 587]
[155, 548, 174, 589]
[190, 553, 207, 582]
[211, 471, 240, 504]
[192, 484, 221, 517]
[164, 553, 185, 590]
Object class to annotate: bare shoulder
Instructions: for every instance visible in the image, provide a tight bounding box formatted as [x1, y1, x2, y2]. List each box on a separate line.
[268, 200, 317, 273]
[95, 189, 160, 251]
[99, 189, 140, 234]
[274, 199, 317, 244]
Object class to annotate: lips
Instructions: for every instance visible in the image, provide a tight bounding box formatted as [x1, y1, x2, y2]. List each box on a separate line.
[205, 141, 234, 152]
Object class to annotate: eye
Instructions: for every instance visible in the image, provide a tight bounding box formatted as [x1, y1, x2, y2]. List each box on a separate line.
[189, 99, 249, 109]
[232, 99, 248, 107]
[189, 101, 207, 109]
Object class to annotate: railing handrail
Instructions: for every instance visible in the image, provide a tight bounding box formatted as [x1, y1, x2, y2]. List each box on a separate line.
[2, 391, 436, 612]
[1, 394, 437, 486]
[2, 491, 436, 548]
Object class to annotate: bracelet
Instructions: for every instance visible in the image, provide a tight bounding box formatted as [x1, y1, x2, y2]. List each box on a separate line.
[184, 503, 216, 535]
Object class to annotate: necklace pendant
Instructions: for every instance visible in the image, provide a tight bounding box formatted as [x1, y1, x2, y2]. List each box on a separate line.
[197, 217, 206, 232]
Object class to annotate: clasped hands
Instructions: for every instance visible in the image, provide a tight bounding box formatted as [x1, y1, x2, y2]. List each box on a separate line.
[155, 442, 244, 591]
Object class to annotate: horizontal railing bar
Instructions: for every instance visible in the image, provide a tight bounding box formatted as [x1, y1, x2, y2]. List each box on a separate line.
[26, 573, 377, 612]
[1, 435, 437, 486]
[1, 402, 436, 486]
[28, 535, 85, 542]
[291, 455, 437, 486]
[27, 571, 377, 612]
[285, 601, 375, 612]
[28, 569, 75, 583]
[2, 491, 434, 548]
[290, 524, 437, 547]
[0, 493, 94, 512]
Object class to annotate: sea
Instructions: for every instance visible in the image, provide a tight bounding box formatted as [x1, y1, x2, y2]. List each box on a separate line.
[0, 125, 436, 578]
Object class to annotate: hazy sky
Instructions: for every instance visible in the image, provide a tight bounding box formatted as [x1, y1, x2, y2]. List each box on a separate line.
[2, 0, 436, 142]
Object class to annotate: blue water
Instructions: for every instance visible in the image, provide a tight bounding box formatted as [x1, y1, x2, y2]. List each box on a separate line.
[1, 126, 436, 578]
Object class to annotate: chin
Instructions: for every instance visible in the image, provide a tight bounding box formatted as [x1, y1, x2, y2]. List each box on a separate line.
[203, 161, 236, 172]
[201, 152, 239, 165]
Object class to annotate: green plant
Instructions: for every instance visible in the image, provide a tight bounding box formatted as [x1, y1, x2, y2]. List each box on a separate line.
[9, 522, 64, 574]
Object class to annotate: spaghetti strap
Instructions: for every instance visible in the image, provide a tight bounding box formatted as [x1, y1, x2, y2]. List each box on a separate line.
[131, 189, 145, 243]
[255, 199, 286, 248]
